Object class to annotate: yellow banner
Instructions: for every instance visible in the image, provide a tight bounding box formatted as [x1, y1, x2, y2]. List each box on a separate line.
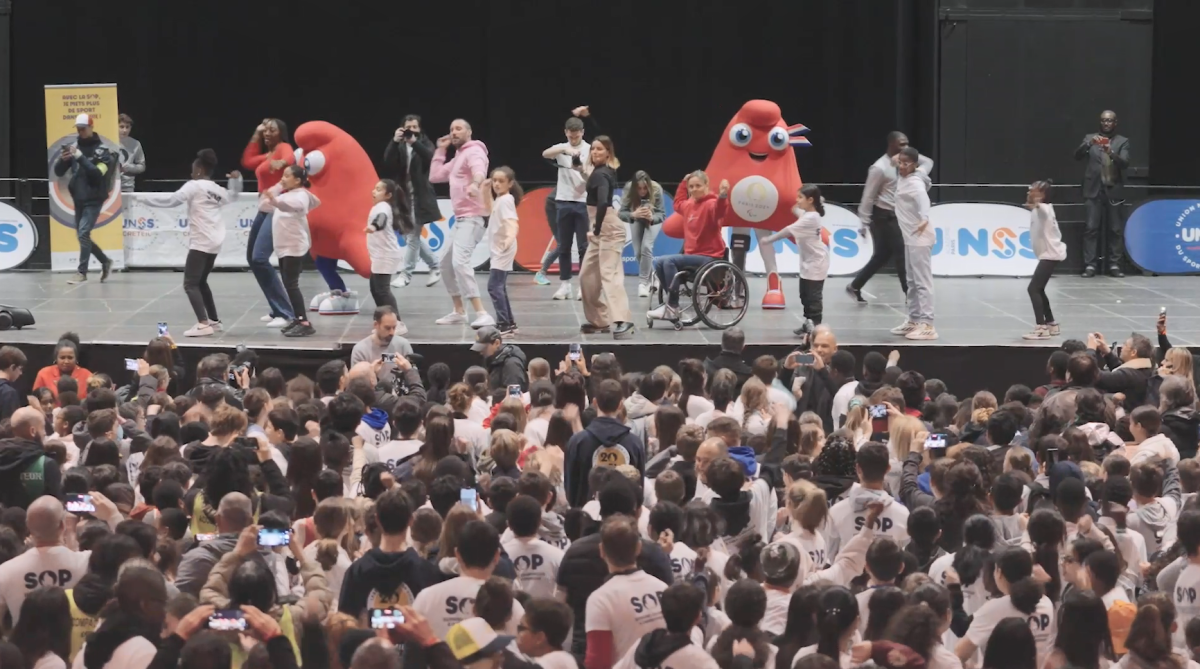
[45, 83, 124, 272]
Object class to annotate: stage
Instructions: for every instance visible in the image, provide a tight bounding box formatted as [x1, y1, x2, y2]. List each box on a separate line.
[0, 270, 1191, 397]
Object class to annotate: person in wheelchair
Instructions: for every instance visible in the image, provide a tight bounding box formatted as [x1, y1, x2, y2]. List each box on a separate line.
[647, 171, 730, 322]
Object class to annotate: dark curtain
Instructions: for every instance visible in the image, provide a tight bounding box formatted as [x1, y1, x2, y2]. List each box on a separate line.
[1149, 0, 1199, 186]
[11, 0, 907, 188]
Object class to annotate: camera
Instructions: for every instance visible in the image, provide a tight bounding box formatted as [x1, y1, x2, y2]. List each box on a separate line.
[402, 129, 417, 139]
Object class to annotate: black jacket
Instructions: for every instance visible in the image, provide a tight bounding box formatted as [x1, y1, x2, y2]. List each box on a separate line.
[557, 538, 673, 655]
[783, 366, 837, 433]
[0, 437, 62, 508]
[0, 378, 23, 421]
[1162, 407, 1200, 460]
[53, 134, 117, 206]
[1092, 351, 1153, 412]
[564, 416, 646, 508]
[1074, 132, 1130, 201]
[704, 351, 752, 395]
[339, 547, 442, 619]
[186, 376, 244, 410]
[384, 135, 441, 225]
[486, 344, 529, 392]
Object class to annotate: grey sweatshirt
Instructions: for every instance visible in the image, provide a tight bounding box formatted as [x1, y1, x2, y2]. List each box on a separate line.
[120, 136, 146, 192]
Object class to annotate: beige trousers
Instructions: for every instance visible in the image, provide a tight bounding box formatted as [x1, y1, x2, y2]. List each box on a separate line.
[580, 207, 631, 327]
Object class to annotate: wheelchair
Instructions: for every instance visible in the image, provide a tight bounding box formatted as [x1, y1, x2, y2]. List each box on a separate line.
[647, 258, 750, 331]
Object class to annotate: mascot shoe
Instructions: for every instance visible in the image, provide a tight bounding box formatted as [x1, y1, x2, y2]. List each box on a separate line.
[762, 272, 786, 309]
[318, 290, 361, 316]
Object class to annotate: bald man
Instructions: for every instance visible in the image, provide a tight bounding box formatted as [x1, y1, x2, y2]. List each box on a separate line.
[1074, 110, 1130, 277]
[174, 491, 258, 597]
[0, 406, 62, 508]
[0, 495, 90, 625]
[780, 326, 841, 433]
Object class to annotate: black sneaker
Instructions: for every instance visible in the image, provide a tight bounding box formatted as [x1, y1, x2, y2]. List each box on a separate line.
[613, 322, 635, 339]
[845, 284, 866, 303]
[284, 321, 316, 337]
[1081, 265, 1096, 278]
[100, 259, 113, 282]
[1108, 265, 1125, 278]
[280, 319, 301, 335]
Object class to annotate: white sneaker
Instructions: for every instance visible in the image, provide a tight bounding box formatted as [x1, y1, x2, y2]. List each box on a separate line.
[260, 315, 273, 322]
[1022, 325, 1051, 341]
[576, 287, 583, 301]
[552, 283, 572, 300]
[395, 321, 409, 336]
[426, 271, 442, 287]
[890, 321, 918, 335]
[471, 312, 496, 329]
[310, 291, 331, 312]
[906, 323, 940, 340]
[647, 304, 677, 321]
[209, 321, 223, 331]
[435, 311, 467, 325]
[638, 284, 650, 298]
[184, 323, 214, 337]
[391, 274, 411, 288]
[266, 317, 290, 328]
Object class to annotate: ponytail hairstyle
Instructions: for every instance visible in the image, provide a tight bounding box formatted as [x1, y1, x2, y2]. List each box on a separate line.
[284, 164, 311, 189]
[711, 579, 772, 669]
[993, 546, 1044, 615]
[1125, 591, 1179, 667]
[814, 586, 859, 661]
[800, 184, 825, 217]
[376, 178, 412, 233]
[312, 497, 352, 571]
[490, 166, 524, 206]
[951, 514, 996, 587]
[724, 532, 766, 582]
[1026, 507, 1064, 603]
[863, 586, 905, 642]
[194, 149, 218, 178]
[883, 603, 942, 660]
[785, 480, 828, 533]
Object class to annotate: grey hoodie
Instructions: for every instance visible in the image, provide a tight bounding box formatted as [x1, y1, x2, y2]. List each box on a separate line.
[991, 513, 1024, 547]
[623, 393, 658, 450]
[119, 136, 145, 192]
[1128, 461, 1181, 556]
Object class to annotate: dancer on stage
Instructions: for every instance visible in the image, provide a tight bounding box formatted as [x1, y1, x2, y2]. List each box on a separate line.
[579, 136, 634, 339]
[363, 179, 408, 331]
[242, 118, 296, 327]
[57, 114, 117, 285]
[265, 165, 321, 337]
[384, 114, 441, 288]
[890, 148, 938, 341]
[618, 171, 666, 298]
[429, 119, 494, 328]
[482, 167, 523, 337]
[541, 106, 600, 298]
[647, 171, 728, 325]
[140, 149, 242, 338]
[1023, 179, 1065, 340]
[847, 131, 933, 303]
[760, 184, 828, 328]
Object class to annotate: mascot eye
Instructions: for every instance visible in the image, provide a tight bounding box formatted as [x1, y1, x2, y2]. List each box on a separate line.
[729, 123, 752, 148]
[768, 128, 789, 151]
[304, 150, 326, 175]
[293, 148, 304, 164]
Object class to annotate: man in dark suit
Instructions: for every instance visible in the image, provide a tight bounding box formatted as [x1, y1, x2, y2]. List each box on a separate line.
[1074, 110, 1131, 278]
[384, 114, 443, 288]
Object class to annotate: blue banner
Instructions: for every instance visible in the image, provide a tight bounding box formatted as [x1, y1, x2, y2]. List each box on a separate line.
[1126, 199, 1200, 275]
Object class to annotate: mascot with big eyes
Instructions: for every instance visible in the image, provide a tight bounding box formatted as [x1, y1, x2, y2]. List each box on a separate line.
[662, 100, 811, 308]
[292, 121, 376, 315]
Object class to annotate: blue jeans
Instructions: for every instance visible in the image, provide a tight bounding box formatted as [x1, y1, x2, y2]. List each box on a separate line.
[314, 255, 347, 292]
[556, 201, 588, 281]
[246, 211, 294, 320]
[75, 203, 110, 274]
[402, 227, 438, 278]
[488, 269, 514, 328]
[654, 254, 713, 307]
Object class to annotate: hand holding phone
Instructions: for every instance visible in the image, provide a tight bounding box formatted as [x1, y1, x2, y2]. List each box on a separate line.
[381, 353, 395, 363]
[371, 608, 406, 629]
[208, 610, 247, 632]
[257, 528, 292, 547]
[925, 433, 948, 458]
[507, 384, 522, 398]
[65, 493, 95, 514]
[460, 488, 477, 510]
[125, 358, 139, 371]
[569, 343, 582, 362]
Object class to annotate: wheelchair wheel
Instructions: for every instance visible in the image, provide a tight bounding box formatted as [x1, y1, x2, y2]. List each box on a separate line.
[654, 270, 702, 327]
[693, 261, 749, 330]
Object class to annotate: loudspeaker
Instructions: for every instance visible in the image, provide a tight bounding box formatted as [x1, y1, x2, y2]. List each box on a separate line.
[0, 304, 35, 330]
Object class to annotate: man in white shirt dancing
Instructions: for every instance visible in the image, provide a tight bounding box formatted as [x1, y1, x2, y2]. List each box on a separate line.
[889, 147, 938, 341]
[847, 132, 933, 303]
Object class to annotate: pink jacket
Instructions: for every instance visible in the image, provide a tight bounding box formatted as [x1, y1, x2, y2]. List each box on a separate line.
[429, 139, 489, 218]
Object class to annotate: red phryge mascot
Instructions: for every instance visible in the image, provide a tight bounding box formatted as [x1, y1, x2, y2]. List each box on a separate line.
[292, 121, 375, 315]
[663, 100, 810, 308]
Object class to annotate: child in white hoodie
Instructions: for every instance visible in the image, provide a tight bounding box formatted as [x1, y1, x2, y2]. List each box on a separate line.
[265, 165, 321, 337]
[1122, 406, 1182, 465]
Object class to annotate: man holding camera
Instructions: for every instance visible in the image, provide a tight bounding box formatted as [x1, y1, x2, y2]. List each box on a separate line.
[384, 114, 442, 288]
[351, 306, 415, 379]
[1075, 110, 1131, 278]
[54, 114, 118, 284]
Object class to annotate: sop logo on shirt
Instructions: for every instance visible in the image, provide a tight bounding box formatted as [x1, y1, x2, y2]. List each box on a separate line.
[630, 591, 664, 615]
[25, 569, 72, 588]
[1177, 586, 1197, 604]
[1028, 613, 1052, 631]
[809, 549, 826, 567]
[854, 516, 894, 532]
[671, 557, 694, 576]
[514, 554, 547, 571]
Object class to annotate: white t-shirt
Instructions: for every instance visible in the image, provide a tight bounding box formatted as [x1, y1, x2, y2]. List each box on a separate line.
[928, 553, 988, 616]
[412, 574, 525, 639]
[585, 570, 670, 662]
[825, 493, 910, 560]
[792, 645, 851, 669]
[550, 142, 589, 202]
[469, 397, 491, 424]
[766, 211, 829, 280]
[1030, 203, 1067, 262]
[71, 637, 156, 669]
[761, 587, 792, 636]
[33, 653, 67, 669]
[270, 186, 320, 258]
[0, 545, 91, 625]
[777, 529, 829, 570]
[668, 541, 698, 580]
[684, 396, 715, 421]
[356, 419, 392, 451]
[366, 201, 404, 275]
[926, 644, 964, 669]
[366, 438, 423, 470]
[614, 640, 718, 669]
[489, 193, 519, 272]
[455, 418, 491, 472]
[535, 650, 580, 669]
[583, 499, 601, 521]
[965, 595, 1056, 669]
[139, 177, 241, 254]
[525, 416, 550, 447]
[1173, 563, 1200, 648]
[301, 541, 352, 610]
[501, 536, 564, 599]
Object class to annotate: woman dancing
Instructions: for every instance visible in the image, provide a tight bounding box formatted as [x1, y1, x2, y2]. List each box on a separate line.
[760, 184, 828, 328]
[241, 118, 296, 328]
[578, 136, 634, 339]
[1023, 179, 1065, 340]
[266, 165, 321, 337]
[141, 149, 242, 337]
[363, 179, 408, 329]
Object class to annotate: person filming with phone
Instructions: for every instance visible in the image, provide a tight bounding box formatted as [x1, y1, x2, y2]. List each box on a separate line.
[1074, 110, 1131, 278]
[471, 326, 528, 392]
[384, 114, 442, 288]
[1086, 330, 1153, 411]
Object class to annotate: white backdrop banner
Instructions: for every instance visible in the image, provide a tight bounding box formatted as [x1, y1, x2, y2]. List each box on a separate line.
[926, 202, 1040, 276]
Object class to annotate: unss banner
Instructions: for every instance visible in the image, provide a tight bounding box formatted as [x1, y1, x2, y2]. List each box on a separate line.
[1125, 199, 1200, 275]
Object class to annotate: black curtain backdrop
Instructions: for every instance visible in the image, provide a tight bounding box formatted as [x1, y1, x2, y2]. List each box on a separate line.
[1149, 0, 1199, 186]
[10, 0, 913, 189]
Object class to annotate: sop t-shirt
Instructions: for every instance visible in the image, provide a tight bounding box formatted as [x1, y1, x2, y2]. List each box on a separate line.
[366, 439, 422, 470]
[502, 536, 564, 599]
[412, 574, 524, 639]
[669, 542, 698, 579]
[1173, 563, 1200, 648]
[0, 545, 90, 625]
[585, 570, 670, 661]
[965, 594, 1056, 669]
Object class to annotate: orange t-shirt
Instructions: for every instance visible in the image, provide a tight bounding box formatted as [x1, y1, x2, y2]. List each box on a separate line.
[33, 365, 92, 399]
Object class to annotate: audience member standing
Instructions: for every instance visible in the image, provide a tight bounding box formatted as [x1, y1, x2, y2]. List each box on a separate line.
[1075, 110, 1130, 278]
[384, 114, 442, 288]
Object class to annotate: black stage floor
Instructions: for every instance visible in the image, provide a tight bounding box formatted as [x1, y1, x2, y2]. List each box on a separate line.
[0, 270, 1191, 396]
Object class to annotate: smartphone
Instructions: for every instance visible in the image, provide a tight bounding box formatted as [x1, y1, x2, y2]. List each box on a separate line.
[157, 322, 168, 336]
[869, 404, 889, 435]
[795, 353, 815, 365]
[371, 608, 405, 629]
[925, 433, 947, 458]
[508, 384, 522, 398]
[257, 528, 292, 547]
[569, 343, 582, 362]
[208, 610, 247, 632]
[124, 358, 139, 371]
[381, 353, 395, 363]
[1161, 307, 1168, 316]
[195, 533, 218, 542]
[65, 493, 95, 514]
[1045, 447, 1059, 465]
[460, 488, 477, 509]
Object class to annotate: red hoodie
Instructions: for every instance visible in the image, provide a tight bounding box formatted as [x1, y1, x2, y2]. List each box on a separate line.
[673, 181, 728, 258]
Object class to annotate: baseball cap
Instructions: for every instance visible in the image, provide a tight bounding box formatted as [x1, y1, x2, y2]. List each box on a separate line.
[74, 114, 94, 127]
[471, 326, 502, 352]
[446, 618, 513, 664]
[760, 541, 800, 583]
